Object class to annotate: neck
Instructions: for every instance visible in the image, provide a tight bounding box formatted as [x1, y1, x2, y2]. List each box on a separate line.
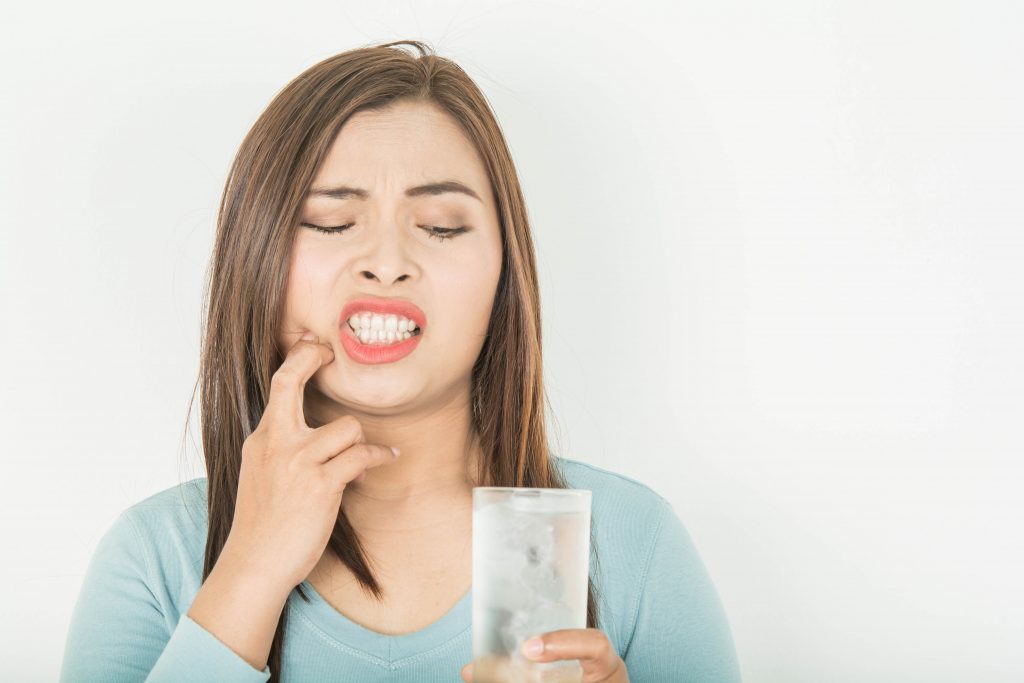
[302, 387, 483, 532]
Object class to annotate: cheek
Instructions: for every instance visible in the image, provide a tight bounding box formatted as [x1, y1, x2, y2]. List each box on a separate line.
[283, 243, 344, 322]
[439, 249, 502, 337]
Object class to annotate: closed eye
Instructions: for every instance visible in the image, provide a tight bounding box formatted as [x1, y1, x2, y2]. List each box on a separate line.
[421, 225, 469, 242]
[300, 223, 469, 242]
[300, 222, 354, 235]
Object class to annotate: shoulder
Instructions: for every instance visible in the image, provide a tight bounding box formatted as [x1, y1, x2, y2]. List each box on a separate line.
[71, 477, 211, 638]
[555, 455, 673, 531]
[553, 457, 680, 645]
[555, 456, 668, 497]
[121, 476, 209, 536]
[552, 456, 738, 675]
[115, 477, 211, 609]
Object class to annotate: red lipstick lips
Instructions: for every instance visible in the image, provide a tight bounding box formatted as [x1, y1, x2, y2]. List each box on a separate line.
[338, 297, 427, 365]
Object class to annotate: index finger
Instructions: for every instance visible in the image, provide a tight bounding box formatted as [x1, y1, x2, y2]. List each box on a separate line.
[266, 334, 334, 429]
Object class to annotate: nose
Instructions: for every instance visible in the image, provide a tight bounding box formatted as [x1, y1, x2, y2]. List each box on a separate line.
[356, 222, 415, 285]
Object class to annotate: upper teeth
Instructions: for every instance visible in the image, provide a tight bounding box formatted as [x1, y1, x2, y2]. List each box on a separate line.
[347, 313, 420, 344]
[348, 312, 419, 332]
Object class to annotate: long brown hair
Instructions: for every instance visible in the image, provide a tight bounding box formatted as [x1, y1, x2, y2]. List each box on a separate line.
[184, 39, 601, 679]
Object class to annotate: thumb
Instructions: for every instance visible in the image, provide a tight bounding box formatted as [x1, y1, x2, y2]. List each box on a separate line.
[460, 662, 473, 682]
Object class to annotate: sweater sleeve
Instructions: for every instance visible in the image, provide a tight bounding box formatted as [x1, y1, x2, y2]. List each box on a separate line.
[59, 509, 271, 683]
[622, 498, 743, 683]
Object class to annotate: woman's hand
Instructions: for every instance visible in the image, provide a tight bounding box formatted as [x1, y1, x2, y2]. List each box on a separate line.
[223, 332, 401, 592]
[460, 628, 630, 683]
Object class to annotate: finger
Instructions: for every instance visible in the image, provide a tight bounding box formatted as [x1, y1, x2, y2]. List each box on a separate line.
[322, 441, 400, 490]
[266, 334, 334, 429]
[303, 415, 364, 463]
[520, 629, 620, 678]
[460, 662, 472, 682]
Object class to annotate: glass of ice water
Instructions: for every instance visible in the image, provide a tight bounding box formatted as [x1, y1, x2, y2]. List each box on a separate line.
[472, 487, 593, 683]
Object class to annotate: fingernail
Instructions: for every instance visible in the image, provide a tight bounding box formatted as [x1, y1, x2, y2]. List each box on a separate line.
[390, 447, 401, 458]
[522, 637, 544, 657]
[300, 332, 316, 341]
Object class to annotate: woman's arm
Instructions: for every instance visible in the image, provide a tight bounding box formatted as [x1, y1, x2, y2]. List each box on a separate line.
[59, 509, 277, 683]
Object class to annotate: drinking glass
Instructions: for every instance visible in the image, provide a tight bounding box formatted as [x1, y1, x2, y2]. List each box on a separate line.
[472, 487, 592, 683]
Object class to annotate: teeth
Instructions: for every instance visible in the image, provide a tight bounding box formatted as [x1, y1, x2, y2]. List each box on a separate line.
[348, 313, 420, 345]
[355, 327, 414, 345]
[348, 312, 420, 336]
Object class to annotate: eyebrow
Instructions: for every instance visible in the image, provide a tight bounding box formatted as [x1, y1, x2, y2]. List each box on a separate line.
[306, 180, 483, 203]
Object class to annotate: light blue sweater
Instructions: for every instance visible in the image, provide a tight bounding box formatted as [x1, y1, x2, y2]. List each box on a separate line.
[59, 457, 742, 682]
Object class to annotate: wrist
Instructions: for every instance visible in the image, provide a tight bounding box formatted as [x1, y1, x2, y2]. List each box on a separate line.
[217, 538, 298, 602]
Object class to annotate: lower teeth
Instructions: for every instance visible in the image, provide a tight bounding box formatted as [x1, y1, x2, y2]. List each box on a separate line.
[351, 325, 420, 345]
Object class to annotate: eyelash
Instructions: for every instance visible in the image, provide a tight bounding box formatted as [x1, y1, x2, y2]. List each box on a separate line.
[300, 223, 468, 242]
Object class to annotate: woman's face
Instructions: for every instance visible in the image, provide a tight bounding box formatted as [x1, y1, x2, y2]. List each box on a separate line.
[278, 99, 503, 419]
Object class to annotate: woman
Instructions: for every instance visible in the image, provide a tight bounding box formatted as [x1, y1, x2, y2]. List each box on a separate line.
[59, 40, 741, 683]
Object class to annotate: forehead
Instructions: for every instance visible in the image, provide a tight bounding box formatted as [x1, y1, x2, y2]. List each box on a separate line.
[311, 100, 490, 198]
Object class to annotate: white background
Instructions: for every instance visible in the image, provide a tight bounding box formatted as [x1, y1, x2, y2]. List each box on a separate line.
[2, 1, 1022, 681]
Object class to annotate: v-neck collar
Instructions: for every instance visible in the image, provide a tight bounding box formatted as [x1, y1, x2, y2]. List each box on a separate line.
[287, 578, 472, 664]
